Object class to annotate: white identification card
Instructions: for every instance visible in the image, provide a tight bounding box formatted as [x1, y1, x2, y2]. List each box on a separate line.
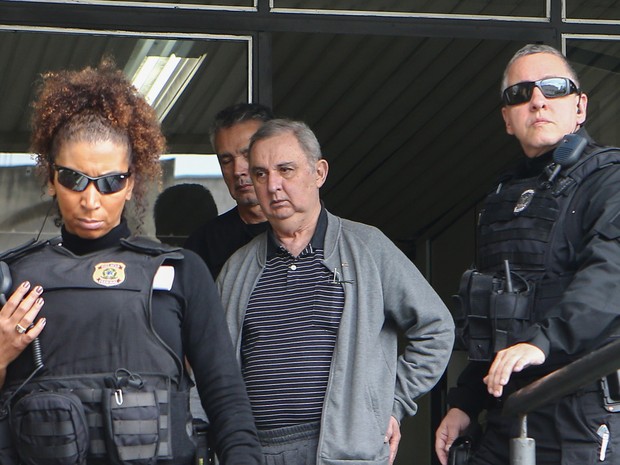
[153, 265, 175, 291]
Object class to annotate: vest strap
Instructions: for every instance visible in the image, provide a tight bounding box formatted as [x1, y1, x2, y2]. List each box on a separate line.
[20, 441, 78, 459]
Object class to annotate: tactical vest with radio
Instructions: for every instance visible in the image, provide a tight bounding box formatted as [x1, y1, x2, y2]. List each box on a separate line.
[455, 134, 620, 362]
[0, 237, 196, 465]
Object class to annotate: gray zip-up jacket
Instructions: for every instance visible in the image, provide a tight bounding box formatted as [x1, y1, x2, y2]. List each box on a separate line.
[217, 211, 454, 465]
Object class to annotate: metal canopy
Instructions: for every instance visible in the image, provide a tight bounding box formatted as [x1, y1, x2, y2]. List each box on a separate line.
[0, 1, 618, 254]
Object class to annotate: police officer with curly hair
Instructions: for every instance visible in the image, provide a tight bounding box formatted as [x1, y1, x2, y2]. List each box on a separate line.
[0, 61, 262, 465]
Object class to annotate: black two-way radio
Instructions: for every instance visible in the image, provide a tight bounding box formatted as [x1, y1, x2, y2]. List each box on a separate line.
[0, 262, 10, 305]
[547, 133, 588, 184]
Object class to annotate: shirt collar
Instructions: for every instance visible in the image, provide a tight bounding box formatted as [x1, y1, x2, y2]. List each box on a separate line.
[267, 205, 327, 259]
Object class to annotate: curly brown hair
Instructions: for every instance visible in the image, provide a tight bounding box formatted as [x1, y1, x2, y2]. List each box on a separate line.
[30, 59, 165, 230]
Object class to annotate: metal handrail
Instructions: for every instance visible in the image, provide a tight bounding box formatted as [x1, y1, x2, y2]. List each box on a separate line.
[503, 337, 620, 417]
[502, 338, 620, 465]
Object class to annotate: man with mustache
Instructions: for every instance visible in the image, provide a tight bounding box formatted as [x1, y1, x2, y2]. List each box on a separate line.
[185, 103, 273, 278]
[435, 44, 620, 465]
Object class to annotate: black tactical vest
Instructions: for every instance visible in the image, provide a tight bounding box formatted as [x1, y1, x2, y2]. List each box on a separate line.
[455, 144, 620, 361]
[0, 237, 193, 465]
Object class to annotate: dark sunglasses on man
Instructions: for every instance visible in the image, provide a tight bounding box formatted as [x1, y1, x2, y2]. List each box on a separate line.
[502, 77, 579, 106]
[54, 165, 132, 194]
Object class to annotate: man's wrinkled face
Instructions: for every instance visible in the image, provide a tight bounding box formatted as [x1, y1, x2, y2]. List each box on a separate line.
[249, 132, 328, 224]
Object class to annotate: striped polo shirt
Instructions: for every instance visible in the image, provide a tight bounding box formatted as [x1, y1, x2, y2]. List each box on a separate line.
[241, 209, 345, 430]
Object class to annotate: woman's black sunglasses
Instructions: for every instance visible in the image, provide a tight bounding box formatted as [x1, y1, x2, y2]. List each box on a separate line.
[54, 165, 131, 194]
[502, 77, 579, 106]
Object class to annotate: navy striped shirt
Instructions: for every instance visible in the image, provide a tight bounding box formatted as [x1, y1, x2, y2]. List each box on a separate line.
[241, 211, 345, 429]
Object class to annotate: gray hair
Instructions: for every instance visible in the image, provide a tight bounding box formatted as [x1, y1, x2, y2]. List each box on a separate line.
[500, 44, 580, 97]
[249, 119, 323, 167]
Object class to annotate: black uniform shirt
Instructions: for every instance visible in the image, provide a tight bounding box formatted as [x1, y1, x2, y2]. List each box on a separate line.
[184, 206, 268, 279]
[449, 132, 620, 419]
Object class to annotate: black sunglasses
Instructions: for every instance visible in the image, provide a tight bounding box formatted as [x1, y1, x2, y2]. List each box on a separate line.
[54, 165, 131, 194]
[502, 77, 579, 106]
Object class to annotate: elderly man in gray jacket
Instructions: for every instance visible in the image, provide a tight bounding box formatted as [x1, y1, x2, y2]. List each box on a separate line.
[217, 118, 454, 465]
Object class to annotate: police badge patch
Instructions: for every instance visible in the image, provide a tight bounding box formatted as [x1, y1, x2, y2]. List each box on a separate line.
[93, 262, 126, 287]
[514, 189, 535, 214]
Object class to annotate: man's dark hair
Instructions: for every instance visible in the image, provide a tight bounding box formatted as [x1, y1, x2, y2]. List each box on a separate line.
[209, 103, 274, 148]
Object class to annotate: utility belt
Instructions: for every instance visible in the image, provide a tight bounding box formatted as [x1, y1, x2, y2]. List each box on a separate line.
[0, 369, 177, 465]
[454, 266, 535, 362]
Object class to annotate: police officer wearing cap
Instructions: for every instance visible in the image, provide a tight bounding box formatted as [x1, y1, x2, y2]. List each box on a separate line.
[435, 44, 620, 465]
[0, 61, 261, 465]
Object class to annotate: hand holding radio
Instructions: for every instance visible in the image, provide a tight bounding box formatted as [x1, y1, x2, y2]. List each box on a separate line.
[0, 275, 46, 386]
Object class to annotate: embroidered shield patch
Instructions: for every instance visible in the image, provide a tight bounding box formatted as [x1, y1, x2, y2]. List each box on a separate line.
[93, 262, 126, 287]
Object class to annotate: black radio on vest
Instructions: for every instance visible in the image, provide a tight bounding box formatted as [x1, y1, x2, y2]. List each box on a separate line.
[455, 133, 596, 362]
[545, 133, 587, 185]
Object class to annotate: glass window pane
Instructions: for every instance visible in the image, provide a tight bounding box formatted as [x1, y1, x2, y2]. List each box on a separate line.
[566, 0, 620, 20]
[0, 157, 49, 248]
[0, 30, 249, 246]
[567, 39, 620, 146]
[272, 0, 546, 17]
[151, 156, 234, 246]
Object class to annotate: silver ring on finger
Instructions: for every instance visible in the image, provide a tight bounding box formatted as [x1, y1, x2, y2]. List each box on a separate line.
[15, 323, 27, 334]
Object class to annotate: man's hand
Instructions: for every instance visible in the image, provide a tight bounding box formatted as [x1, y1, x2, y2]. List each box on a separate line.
[435, 408, 471, 465]
[483, 343, 545, 397]
[385, 416, 401, 465]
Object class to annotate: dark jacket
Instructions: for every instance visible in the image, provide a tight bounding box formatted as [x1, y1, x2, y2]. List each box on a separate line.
[450, 130, 620, 419]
